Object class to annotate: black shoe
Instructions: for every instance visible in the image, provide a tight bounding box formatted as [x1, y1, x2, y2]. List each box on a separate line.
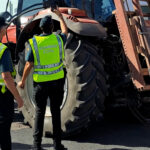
[54, 144, 68, 150]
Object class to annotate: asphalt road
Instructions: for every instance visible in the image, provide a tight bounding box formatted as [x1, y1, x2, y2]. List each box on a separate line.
[11, 108, 150, 150]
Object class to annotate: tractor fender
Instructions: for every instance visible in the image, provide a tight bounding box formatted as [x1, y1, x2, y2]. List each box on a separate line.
[22, 9, 107, 38]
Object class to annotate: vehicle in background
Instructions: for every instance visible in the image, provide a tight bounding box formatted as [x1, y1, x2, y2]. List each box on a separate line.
[1, 0, 150, 137]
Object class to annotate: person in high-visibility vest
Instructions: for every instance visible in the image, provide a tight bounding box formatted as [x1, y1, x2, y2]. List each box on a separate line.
[18, 7, 68, 150]
[0, 16, 24, 150]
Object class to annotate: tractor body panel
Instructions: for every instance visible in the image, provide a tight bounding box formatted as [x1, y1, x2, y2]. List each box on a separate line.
[3, 7, 107, 45]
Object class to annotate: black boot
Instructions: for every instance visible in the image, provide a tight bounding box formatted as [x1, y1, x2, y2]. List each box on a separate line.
[54, 144, 68, 150]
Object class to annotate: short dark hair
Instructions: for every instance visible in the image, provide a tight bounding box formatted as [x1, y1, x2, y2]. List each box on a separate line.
[39, 15, 53, 34]
[0, 16, 8, 30]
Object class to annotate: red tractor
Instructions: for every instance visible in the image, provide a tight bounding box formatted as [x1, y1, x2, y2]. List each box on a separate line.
[1, 0, 150, 137]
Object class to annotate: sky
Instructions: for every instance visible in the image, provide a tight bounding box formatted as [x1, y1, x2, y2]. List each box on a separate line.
[0, 0, 8, 12]
[0, 0, 18, 15]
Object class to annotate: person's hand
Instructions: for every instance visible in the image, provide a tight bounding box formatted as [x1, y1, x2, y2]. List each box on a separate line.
[18, 81, 25, 89]
[17, 98, 24, 108]
[52, 7, 63, 18]
[15, 97, 24, 109]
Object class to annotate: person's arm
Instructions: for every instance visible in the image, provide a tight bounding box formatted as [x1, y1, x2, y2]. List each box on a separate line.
[0, 49, 24, 108]
[53, 8, 68, 36]
[2, 72, 23, 108]
[18, 43, 34, 88]
[18, 61, 33, 88]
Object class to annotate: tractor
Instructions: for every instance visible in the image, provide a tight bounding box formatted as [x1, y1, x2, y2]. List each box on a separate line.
[1, 0, 150, 137]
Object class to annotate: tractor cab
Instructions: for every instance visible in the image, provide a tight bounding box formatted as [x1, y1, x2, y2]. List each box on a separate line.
[0, 0, 115, 22]
[1, 0, 112, 48]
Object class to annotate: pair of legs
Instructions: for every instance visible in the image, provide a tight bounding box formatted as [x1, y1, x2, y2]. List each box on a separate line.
[0, 89, 14, 150]
[33, 79, 64, 149]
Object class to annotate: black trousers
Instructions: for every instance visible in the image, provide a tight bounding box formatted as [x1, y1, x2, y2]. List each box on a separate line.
[33, 79, 64, 147]
[0, 88, 14, 150]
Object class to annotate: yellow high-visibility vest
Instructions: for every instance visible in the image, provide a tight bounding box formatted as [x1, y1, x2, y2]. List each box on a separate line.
[0, 42, 16, 93]
[29, 34, 64, 82]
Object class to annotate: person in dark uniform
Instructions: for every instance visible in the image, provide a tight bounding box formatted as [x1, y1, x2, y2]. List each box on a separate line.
[0, 16, 24, 150]
[18, 8, 68, 150]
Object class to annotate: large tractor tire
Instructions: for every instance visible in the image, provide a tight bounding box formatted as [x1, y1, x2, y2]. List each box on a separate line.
[17, 34, 107, 136]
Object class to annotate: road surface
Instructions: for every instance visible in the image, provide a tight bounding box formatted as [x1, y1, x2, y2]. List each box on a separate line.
[11, 107, 150, 150]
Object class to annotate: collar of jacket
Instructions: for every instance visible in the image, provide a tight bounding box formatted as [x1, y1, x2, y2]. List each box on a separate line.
[40, 33, 52, 36]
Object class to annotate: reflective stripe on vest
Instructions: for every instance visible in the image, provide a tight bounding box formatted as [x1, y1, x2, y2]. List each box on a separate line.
[34, 66, 63, 75]
[29, 34, 64, 82]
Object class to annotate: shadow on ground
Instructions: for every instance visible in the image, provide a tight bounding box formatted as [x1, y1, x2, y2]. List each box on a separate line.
[66, 107, 150, 149]
[13, 103, 150, 150]
[12, 143, 52, 150]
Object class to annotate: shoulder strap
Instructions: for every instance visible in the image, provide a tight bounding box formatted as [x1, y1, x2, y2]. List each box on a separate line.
[55, 34, 63, 61]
